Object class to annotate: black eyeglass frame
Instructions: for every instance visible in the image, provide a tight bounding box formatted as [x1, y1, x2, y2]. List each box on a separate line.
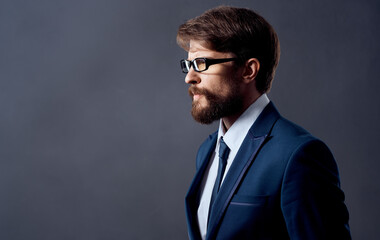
[180, 57, 238, 73]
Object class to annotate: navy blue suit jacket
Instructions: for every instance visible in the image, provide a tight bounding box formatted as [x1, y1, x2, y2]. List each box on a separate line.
[185, 102, 351, 239]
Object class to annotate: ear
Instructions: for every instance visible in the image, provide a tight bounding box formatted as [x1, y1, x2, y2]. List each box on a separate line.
[242, 58, 260, 83]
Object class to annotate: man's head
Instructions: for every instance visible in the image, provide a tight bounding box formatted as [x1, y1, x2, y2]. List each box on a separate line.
[178, 6, 280, 93]
[177, 6, 280, 125]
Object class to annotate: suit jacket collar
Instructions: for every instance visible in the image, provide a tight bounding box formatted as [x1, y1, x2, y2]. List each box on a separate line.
[186, 102, 281, 240]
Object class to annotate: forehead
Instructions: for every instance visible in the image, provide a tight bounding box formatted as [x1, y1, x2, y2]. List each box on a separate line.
[188, 40, 234, 59]
[188, 40, 212, 52]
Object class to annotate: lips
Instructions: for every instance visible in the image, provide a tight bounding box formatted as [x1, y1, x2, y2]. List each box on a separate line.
[193, 94, 202, 100]
[189, 88, 206, 102]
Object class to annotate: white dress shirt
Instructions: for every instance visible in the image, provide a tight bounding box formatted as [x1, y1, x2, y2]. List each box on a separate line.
[197, 94, 270, 239]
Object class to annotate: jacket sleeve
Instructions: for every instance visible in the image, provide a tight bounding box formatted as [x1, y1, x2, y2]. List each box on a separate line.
[281, 139, 351, 240]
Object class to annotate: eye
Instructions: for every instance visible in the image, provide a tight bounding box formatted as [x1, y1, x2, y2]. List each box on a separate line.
[194, 59, 206, 71]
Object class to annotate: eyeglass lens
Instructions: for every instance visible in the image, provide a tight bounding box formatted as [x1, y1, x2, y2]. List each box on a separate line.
[194, 59, 206, 71]
[181, 58, 207, 73]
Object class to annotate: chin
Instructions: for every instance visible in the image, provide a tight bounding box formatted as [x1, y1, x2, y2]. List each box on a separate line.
[191, 105, 219, 125]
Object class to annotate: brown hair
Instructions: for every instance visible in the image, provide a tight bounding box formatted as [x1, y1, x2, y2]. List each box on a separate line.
[177, 6, 280, 93]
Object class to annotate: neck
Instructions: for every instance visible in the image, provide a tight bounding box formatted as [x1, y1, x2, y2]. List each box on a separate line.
[222, 93, 262, 131]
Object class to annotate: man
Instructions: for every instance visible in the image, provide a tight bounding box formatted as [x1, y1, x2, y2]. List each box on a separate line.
[177, 6, 351, 240]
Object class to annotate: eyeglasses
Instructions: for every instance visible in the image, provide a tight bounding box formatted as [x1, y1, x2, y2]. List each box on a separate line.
[180, 57, 238, 73]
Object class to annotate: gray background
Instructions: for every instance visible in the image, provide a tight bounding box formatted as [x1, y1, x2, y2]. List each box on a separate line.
[0, 0, 379, 239]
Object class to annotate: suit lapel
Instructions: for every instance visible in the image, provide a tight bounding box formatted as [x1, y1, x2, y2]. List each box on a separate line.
[206, 102, 280, 239]
[186, 133, 218, 240]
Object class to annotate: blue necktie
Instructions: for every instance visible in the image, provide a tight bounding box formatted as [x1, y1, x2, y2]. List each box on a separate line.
[209, 137, 230, 214]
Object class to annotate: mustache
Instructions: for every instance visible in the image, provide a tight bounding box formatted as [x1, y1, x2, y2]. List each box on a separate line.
[188, 86, 211, 97]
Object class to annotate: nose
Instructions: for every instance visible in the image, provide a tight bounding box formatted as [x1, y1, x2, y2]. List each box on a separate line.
[185, 68, 201, 85]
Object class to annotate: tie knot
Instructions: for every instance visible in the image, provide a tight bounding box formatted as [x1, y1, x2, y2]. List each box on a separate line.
[219, 137, 230, 163]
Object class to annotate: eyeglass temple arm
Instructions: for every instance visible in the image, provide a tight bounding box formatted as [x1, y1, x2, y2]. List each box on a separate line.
[206, 58, 238, 65]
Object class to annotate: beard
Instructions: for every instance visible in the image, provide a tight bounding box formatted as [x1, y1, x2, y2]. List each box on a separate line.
[188, 82, 243, 125]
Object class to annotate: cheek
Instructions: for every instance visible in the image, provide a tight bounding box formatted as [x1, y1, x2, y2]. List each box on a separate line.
[204, 78, 232, 95]
[215, 80, 239, 97]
